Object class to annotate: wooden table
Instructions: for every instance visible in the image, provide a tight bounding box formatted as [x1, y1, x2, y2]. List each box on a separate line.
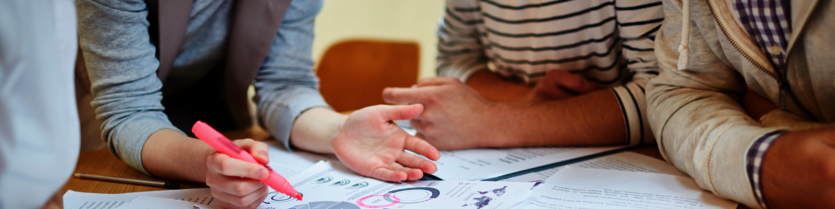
[59, 128, 746, 209]
[60, 132, 664, 194]
[59, 126, 273, 195]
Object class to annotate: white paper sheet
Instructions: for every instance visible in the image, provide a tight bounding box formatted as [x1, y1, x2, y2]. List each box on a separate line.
[266, 142, 338, 178]
[500, 151, 685, 183]
[429, 146, 627, 180]
[114, 196, 193, 209]
[520, 167, 737, 209]
[63, 188, 219, 209]
[263, 161, 536, 209]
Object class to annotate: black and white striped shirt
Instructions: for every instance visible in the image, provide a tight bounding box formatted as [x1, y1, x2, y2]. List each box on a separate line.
[437, 0, 663, 145]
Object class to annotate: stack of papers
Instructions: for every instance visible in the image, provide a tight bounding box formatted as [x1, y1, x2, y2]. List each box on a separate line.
[65, 161, 537, 209]
[63, 189, 217, 209]
[63, 142, 739, 209]
[518, 167, 738, 209]
[429, 146, 628, 181]
[274, 161, 536, 209]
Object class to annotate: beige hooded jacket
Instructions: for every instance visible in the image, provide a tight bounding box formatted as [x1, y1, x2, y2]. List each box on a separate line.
[648, 0, 835, 208]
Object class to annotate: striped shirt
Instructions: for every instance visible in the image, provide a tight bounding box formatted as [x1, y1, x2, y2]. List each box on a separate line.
[437, 0, 663, 145]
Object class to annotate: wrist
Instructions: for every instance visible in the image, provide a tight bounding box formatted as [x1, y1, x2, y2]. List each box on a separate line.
[327, 114, 349, 152]
[481, 102, 522, 148]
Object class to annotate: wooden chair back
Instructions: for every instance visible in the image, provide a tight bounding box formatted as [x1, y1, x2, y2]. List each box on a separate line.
[316, 39, 420, 112]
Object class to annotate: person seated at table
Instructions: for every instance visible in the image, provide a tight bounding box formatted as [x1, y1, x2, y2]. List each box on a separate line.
[383, 0, 663, 149]
[647, 0, 835, 208]
[0, 1, 80, 208]
[76, 0, 439, 208]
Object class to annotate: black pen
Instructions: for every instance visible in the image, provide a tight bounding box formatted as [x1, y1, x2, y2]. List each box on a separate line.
[74, 173, 180, 189]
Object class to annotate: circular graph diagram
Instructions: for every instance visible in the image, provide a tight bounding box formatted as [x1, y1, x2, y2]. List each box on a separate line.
[264, 191, 299, 205]
[382, 187, 440, 204]
[356, 195, 400, 208]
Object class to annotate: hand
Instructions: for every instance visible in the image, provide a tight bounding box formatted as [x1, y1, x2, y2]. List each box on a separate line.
[206, 139, 270, 209]
[530, 70, 598, 102]
[383, 77, 506, 150]
[761, 128, 835, 208]
[332, 104, 441, 182]
[742, 90, 777, 120]
[466, 70, 533, 102]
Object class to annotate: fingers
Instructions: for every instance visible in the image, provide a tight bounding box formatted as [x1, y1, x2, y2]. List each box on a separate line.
[532, 83, 575, 101]
[397, 151, 438, 174]
[569, 76, 598, 94]
[382, 87, 432, 104]
[545, 71, 596, 94]
[535, 71, 599, 100]
[410, 119, 428, 136]
[374, 104, 424, 121]
[370, 167, 409, 182]
[416, 77, 458, 87]
[211, 182, 268, 209]
[370, 163, 425, 181]
[207, 153, 269, 180]
[404, 135, 440, 161]
[234, 139, 270, 164]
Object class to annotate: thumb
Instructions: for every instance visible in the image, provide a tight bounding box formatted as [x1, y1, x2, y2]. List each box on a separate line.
[375, 104, 424, 121]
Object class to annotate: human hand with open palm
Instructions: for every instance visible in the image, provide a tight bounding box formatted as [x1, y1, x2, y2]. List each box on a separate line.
[331, 104, 440, 181]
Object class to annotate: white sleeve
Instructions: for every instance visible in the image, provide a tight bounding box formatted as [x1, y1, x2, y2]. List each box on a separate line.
[0, 0, 80, 208]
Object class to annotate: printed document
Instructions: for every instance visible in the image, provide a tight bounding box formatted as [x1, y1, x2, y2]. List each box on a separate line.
[430, 146, 626, 180]
[520, 167, 737, 209]
[114, 196, 193, 209]
[268, 161, 537, 209]
[266, 141, 337, 177]
[501, 151, 684, 182]
[63, 188, 218, 209]
[65, 161, 535, 209]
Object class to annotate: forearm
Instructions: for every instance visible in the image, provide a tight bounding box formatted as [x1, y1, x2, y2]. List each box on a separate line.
[491, 89, 626, 147]
[141, 129, 214, 182]
[289, 107, 348, 154]
[760, 109, 835, 130]
[466, 70, 533, 102]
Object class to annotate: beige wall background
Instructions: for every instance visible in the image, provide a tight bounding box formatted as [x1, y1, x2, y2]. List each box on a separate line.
[311, 0, 446, 79]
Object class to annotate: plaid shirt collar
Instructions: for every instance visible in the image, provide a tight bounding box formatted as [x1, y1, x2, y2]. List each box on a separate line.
[733, 0, 792, 70]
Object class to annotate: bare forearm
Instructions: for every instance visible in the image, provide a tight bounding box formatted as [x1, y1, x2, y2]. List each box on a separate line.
[466, 70, 532, 102]
[289, 107, 348, 154]
[492, 89, 626, 147]
[141, 129, 215, 182]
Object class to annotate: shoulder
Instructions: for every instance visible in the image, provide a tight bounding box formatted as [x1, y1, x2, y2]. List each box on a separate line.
[284, 0, 323, 22]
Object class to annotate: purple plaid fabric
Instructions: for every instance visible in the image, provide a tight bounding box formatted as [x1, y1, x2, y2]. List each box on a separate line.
[745, 131, 783, 208]
[733, 0, 792, 70]
[733, 1, 792, 208]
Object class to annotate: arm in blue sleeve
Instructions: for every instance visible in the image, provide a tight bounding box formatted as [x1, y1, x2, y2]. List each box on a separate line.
[254, 0, 330, 150]
[77, 0, 180, 175]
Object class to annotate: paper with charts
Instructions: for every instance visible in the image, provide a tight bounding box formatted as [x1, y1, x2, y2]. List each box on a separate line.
[63, 188, 218, 209]
[268, 161, 536, 209]
[428, 146, 626, 180]
[500, 151, 686, 183]
[518, 166, 738, 209]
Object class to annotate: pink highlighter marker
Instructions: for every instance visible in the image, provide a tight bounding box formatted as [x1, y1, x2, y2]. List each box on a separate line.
[192, 121, 303, 201]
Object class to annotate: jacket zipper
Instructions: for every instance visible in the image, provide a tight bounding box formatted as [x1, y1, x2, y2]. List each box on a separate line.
[705, 0, 787, 108]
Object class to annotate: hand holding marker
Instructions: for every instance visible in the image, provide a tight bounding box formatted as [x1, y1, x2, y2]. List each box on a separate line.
[192, 121, 303, 200]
